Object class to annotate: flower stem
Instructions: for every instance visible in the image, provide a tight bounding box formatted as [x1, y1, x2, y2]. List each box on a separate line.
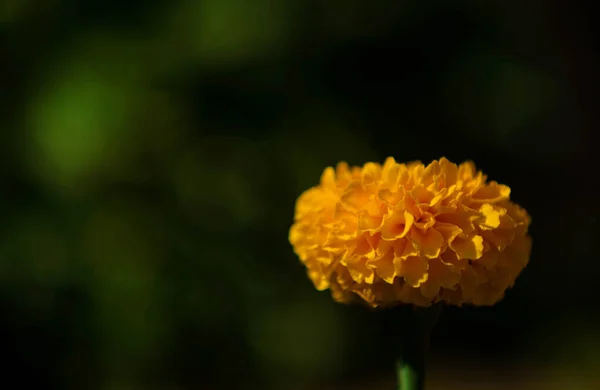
[396, 329, 428, 390]
[396, 305, 441, 390]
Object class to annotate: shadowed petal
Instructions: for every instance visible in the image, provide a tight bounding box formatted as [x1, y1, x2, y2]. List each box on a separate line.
[410, 227, 444, 258]
[449, 235, 484, 260]
[394, 255, 429, 287]
[368, 248, 395, 283]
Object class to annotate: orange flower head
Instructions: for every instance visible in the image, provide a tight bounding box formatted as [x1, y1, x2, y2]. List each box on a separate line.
[289, 157, 532, 307]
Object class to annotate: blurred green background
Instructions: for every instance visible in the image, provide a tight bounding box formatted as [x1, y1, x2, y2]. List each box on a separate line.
[1, 0, 598, 389]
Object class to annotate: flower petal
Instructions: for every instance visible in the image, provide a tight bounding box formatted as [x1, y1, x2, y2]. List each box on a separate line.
[340, 182, 371, 211]
[347, 258, 375, 284]
[320, 167, 336, 190]
[305, 260, 330, 290]
[435, 211, 475, 235]
[421, 160, 441, 186]
[378, 188, 404, 206]
[420, 278, 440, 300]
[411, 184, 435, 204]
[410, 227, 444, 258]
[357, 210, 384, 232]
[352, 233, 376, 259]
[361, 162, 381, 189]
[393, 238, 419, 259]
[382, 156, 397, 174]
[479, 222, 516, 251]
[395, 255, 429, 287]
[471, 181, 511, 204]
[449, 234, 484, 260]
[435, 222, 462, 243]
[413, 212, 436, 230]
[479, 204, 501, 230]
[440, 249, 468, 271]
[429, 188, 447, 207]
[322, 233, 345, 254]
[368, 248, 395, 283]
[397, 284, 432, 306]
[460, 265, 488, 301]
[459, 266, 479, 299]
[429, 257, 461, 289]
[380, 210, 414, 240]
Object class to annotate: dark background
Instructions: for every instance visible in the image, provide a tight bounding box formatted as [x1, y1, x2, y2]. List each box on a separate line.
[1, 0, 598, 389]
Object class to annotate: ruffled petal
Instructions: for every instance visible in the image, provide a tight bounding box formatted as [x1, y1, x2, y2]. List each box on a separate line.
[395, 255, 429, 287]
[410, 227, 444, 258]
[449, 234, 484, 260]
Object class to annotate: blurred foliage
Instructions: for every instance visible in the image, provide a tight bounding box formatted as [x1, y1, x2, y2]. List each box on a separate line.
[1, 0, 598, 389]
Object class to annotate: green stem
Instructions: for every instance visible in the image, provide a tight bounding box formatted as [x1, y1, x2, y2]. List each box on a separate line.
[396, 328, 429, 389]
[396, 305, 441, 390]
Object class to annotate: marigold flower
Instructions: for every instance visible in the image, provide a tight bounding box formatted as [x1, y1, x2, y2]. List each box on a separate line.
[289, 157, 531, 307]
